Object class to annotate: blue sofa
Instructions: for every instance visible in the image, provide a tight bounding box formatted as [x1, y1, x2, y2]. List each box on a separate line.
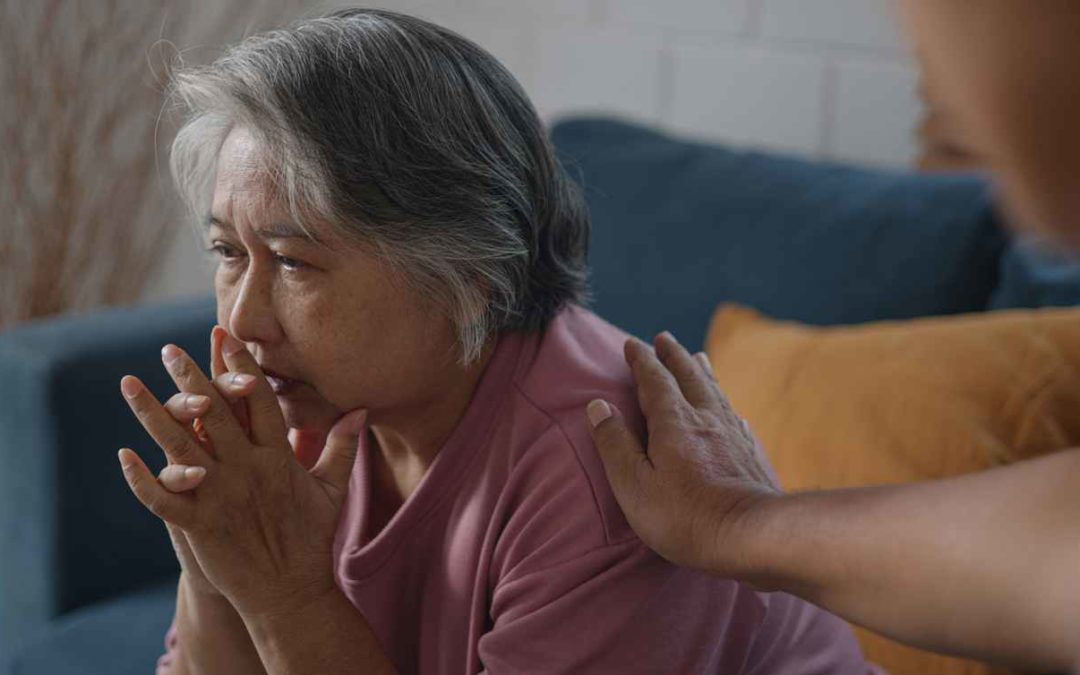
[2, 118, 1076, 674]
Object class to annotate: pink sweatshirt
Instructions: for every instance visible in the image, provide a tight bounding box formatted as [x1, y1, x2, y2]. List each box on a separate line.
[160, 306, 875, 674]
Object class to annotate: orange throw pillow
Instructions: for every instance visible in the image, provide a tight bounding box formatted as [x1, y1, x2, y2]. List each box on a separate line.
[705, 304, 1080, 675]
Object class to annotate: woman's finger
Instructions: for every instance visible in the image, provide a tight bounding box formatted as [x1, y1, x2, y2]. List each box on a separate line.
[290, 428, 328, 470]
[311, 409, 367, 492]
[212, 326, 252, 437]
[164, 392, 211, 424]
[118, 448, 195, 525]
[212, 372, 259, 398]
[158, 464, 208, 493]
[164, 375, 252, 456]
[163, 394, 214, 452]
[121, 376, 211, 467]
[219, 330, 288, 448]
[694, 351, 714, 376]
[160, 344, 248, 458]
[211, 325, 228, 380]
[653, 332, 719, 409]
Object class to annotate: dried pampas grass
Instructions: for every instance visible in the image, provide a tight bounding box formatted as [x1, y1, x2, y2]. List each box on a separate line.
[0, 0, 301, 329]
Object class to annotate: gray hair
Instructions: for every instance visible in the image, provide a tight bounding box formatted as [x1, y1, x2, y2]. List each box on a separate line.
[168, 8, 589, 363]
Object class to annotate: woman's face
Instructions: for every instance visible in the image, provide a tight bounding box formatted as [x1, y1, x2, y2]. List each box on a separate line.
[207, 127, 462, 433]
[899, 0, 1080, 249]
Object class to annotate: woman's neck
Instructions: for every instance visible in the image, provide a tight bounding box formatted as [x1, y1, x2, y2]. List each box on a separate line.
[366, 340, 496, 505]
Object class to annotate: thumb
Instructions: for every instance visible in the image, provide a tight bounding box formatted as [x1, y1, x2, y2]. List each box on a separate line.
[586, 400, 650, 501]
[310, 409, 368, 493]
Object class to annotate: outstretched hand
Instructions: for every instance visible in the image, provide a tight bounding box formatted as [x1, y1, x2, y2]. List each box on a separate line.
[586, 332, 781, 579]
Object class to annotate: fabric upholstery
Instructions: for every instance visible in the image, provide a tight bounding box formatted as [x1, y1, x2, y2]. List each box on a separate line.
[0, 297, 215, 655]
[3, 583, 175, 675]
[551, 117, 1007, 349]
[990, 237, 1080, 310]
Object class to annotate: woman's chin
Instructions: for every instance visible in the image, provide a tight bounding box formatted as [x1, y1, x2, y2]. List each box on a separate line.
[275, 391, 341, 433]
[278, 397, 317, 431]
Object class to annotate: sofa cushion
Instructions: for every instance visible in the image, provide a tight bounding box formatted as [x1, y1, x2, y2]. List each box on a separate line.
[4, 582, 175, 675]
[550, 117, 1007, 349]
[704, 303, 1080, 675]
[990, 237, 1080, 309]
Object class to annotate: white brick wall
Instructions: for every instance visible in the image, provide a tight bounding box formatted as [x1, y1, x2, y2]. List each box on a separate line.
[668, 43, 826, 155]
[149, 0, 921, 302]
[407, 0, 919, 167]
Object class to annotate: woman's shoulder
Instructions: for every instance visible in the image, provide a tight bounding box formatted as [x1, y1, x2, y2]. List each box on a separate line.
[494, 306, 648, 557]
[513, 305, 645, 426]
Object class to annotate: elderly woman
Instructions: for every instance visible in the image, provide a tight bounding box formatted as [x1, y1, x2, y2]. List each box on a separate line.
[117, 9, 875, 675]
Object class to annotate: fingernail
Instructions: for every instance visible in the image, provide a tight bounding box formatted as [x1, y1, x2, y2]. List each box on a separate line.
[161, 344, 182, 365]
[586, 399, 612, 428]
[117, 448, 135, 470]
[120, 376, 141, 399]
[230, 373, 255, 387]
[658, 331, 676, 344]
[222, 333, 244, 356]
[185, 394, 210, 411]
[183, 466, 206, 480]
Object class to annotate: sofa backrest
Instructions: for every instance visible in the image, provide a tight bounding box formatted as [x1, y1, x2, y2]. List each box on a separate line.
[0, 297, 216, 655]
[551, 116, 1008, 348]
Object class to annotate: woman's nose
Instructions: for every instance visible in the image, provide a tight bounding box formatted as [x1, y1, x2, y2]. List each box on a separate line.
[226, 270, 283, 347]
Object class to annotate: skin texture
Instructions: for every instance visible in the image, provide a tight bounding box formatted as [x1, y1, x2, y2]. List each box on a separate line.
[120, 126, 494, 674]
[587, 2, 1080, 671]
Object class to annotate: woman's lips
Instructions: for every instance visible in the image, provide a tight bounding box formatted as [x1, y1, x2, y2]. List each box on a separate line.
[262, 369, 302, 396]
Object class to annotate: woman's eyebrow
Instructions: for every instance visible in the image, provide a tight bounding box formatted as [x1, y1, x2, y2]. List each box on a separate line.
[205, 215, 322, 244]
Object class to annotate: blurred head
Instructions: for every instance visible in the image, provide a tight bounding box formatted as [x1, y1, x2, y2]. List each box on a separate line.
[168, 9, 589, 430]
[898, 0, 1080, 250]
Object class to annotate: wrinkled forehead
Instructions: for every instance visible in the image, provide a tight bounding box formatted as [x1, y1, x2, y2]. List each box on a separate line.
[210, 127, 335, 246]
[212, 127, 281, 216]
[207, 127, 359, 250]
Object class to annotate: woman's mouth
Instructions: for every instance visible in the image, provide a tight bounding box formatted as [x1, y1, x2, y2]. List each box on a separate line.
[262, 369, 302, 396]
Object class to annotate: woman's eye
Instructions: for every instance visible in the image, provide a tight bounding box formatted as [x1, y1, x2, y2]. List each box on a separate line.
[274, 254, 307, 271]
[207, 243, 244, 261]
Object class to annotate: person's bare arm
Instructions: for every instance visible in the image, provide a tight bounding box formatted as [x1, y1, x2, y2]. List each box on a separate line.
[587, 332, 1080, 673]
[746, 451, 1080, 672]
[169, 574, 266, 675]
[239, 586, 396, 675]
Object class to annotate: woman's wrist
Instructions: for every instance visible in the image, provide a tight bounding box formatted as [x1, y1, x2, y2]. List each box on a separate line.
[180, 570, 224, 601]
[177, 571, 267, 674]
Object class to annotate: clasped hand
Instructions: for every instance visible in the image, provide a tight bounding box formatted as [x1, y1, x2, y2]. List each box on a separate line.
[117, 326, 366, 620]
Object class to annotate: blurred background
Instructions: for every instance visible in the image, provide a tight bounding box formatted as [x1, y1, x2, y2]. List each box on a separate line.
[2, 0, 969, 329]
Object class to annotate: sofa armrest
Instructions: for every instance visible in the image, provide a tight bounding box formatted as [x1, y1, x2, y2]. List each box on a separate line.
[0, 297, 216, 655]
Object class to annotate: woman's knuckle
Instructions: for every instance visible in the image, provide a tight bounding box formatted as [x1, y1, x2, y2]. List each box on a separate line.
[255, 398, 281, 420]
[165, 430, 198, 459]
[206, 405, 234, 429]
[130, 394, 155, 418]
[173, 358, 197, 381]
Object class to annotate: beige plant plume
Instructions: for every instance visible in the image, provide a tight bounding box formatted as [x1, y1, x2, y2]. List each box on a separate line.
[0, 0, 301, 329]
